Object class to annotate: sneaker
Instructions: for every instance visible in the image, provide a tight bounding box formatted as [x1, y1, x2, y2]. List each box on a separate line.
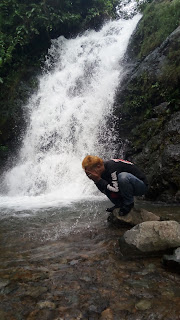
[119, 203, 134, 216]
[106, 205, 119, 213]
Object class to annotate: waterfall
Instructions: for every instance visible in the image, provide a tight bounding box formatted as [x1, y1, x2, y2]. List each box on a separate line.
[0, 3, 141, 210]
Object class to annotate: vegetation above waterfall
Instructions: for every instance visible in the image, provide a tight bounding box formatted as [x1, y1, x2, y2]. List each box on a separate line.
[0, 0, 117, 83]
[131, 0, 180, 58]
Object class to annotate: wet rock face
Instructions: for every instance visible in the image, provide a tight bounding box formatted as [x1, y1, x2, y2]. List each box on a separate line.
[119, 220, 180, 256]
[132, 111, 180, 202]
[115, 26, 180, 203]
[128, 26, 180, 80]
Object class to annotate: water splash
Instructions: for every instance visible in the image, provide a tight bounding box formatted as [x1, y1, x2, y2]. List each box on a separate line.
[0, 10, 141, 210]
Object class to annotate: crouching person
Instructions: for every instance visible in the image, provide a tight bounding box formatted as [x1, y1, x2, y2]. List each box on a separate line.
[82, 155, 148, 216]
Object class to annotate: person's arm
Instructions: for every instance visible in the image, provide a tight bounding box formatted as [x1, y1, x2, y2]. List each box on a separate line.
[95, 171, 119, 193]
[95, 178, 109, 193]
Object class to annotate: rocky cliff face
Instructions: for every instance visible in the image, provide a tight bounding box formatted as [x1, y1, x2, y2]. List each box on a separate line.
[115, 26, 180, 202]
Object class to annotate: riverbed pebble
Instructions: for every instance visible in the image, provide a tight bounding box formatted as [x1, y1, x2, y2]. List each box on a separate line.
[25, 286, 48, 298]
[37, 301, 56, 309]
[100, 308, 113, 319]
[135, 299, 152, 310]
[0, 279, 10, 290]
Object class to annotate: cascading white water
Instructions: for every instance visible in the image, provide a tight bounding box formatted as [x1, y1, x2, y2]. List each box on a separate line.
[0, 2, 141, 210]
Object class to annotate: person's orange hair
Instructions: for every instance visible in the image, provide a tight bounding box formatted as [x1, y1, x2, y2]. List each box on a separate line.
[82, 155, 103, 169]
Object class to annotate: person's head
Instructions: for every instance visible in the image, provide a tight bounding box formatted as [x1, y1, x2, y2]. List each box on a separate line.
[82, 155, 105, 176]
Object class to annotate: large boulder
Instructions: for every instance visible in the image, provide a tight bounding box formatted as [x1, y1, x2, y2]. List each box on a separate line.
[119, 220, 180, 256]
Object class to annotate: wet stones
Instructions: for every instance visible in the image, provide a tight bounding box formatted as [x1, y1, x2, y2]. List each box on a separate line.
[1, 211, 180, 319]
[0, 309, 9, 320]
[135, 299, 152, 311]
[27, 308, 56, 320]
[37, 301, 56, 309]
[23, 286, 48, 298]
[100, 308, 113, 319]
[0, 279, 10, 291]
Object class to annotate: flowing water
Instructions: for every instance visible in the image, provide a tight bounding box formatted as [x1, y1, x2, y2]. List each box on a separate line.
[0, 1, 180, 319]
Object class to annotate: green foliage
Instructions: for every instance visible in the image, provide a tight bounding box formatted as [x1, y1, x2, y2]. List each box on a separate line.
[120, 73, 179, 119]
[0, 145, 8, 151]
[0, 0, 76, 68]
[0, 0, 118, 95]
[135, 0, 180, 58]
[119, 72, 161, 117]
[86, 0, 117, 17]
[0, 0, 117, 71]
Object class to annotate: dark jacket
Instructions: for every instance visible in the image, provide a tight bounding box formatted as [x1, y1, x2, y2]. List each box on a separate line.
[95, 159, 148, 204]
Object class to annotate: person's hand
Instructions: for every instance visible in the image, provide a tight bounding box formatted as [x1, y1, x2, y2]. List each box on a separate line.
[85, 169, 101, 183]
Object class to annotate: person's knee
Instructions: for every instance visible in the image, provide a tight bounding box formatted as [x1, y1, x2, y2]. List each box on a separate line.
[118, 172, 129, 183]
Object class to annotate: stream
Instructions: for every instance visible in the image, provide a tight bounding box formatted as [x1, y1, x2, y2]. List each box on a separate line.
[0, 200, 180, 320]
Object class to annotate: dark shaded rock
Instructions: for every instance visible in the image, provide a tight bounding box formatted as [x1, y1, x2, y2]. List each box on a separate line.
[164, 111, 180, 135]
[153, 102, 169, 116]
[125, 26, 180, 82]
[0, 310, 8, 320]
[0, 66, 40, 174]
[163, 247, 180, 273]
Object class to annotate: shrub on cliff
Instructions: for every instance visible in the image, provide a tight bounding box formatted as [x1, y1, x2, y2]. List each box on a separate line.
[132, 0, 180, 59]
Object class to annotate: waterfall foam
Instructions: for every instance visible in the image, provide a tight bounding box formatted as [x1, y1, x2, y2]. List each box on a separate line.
[0, 8, 141, 210]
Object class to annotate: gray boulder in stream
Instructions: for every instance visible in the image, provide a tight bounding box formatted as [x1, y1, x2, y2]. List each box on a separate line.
[119, 220, 180, 256]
